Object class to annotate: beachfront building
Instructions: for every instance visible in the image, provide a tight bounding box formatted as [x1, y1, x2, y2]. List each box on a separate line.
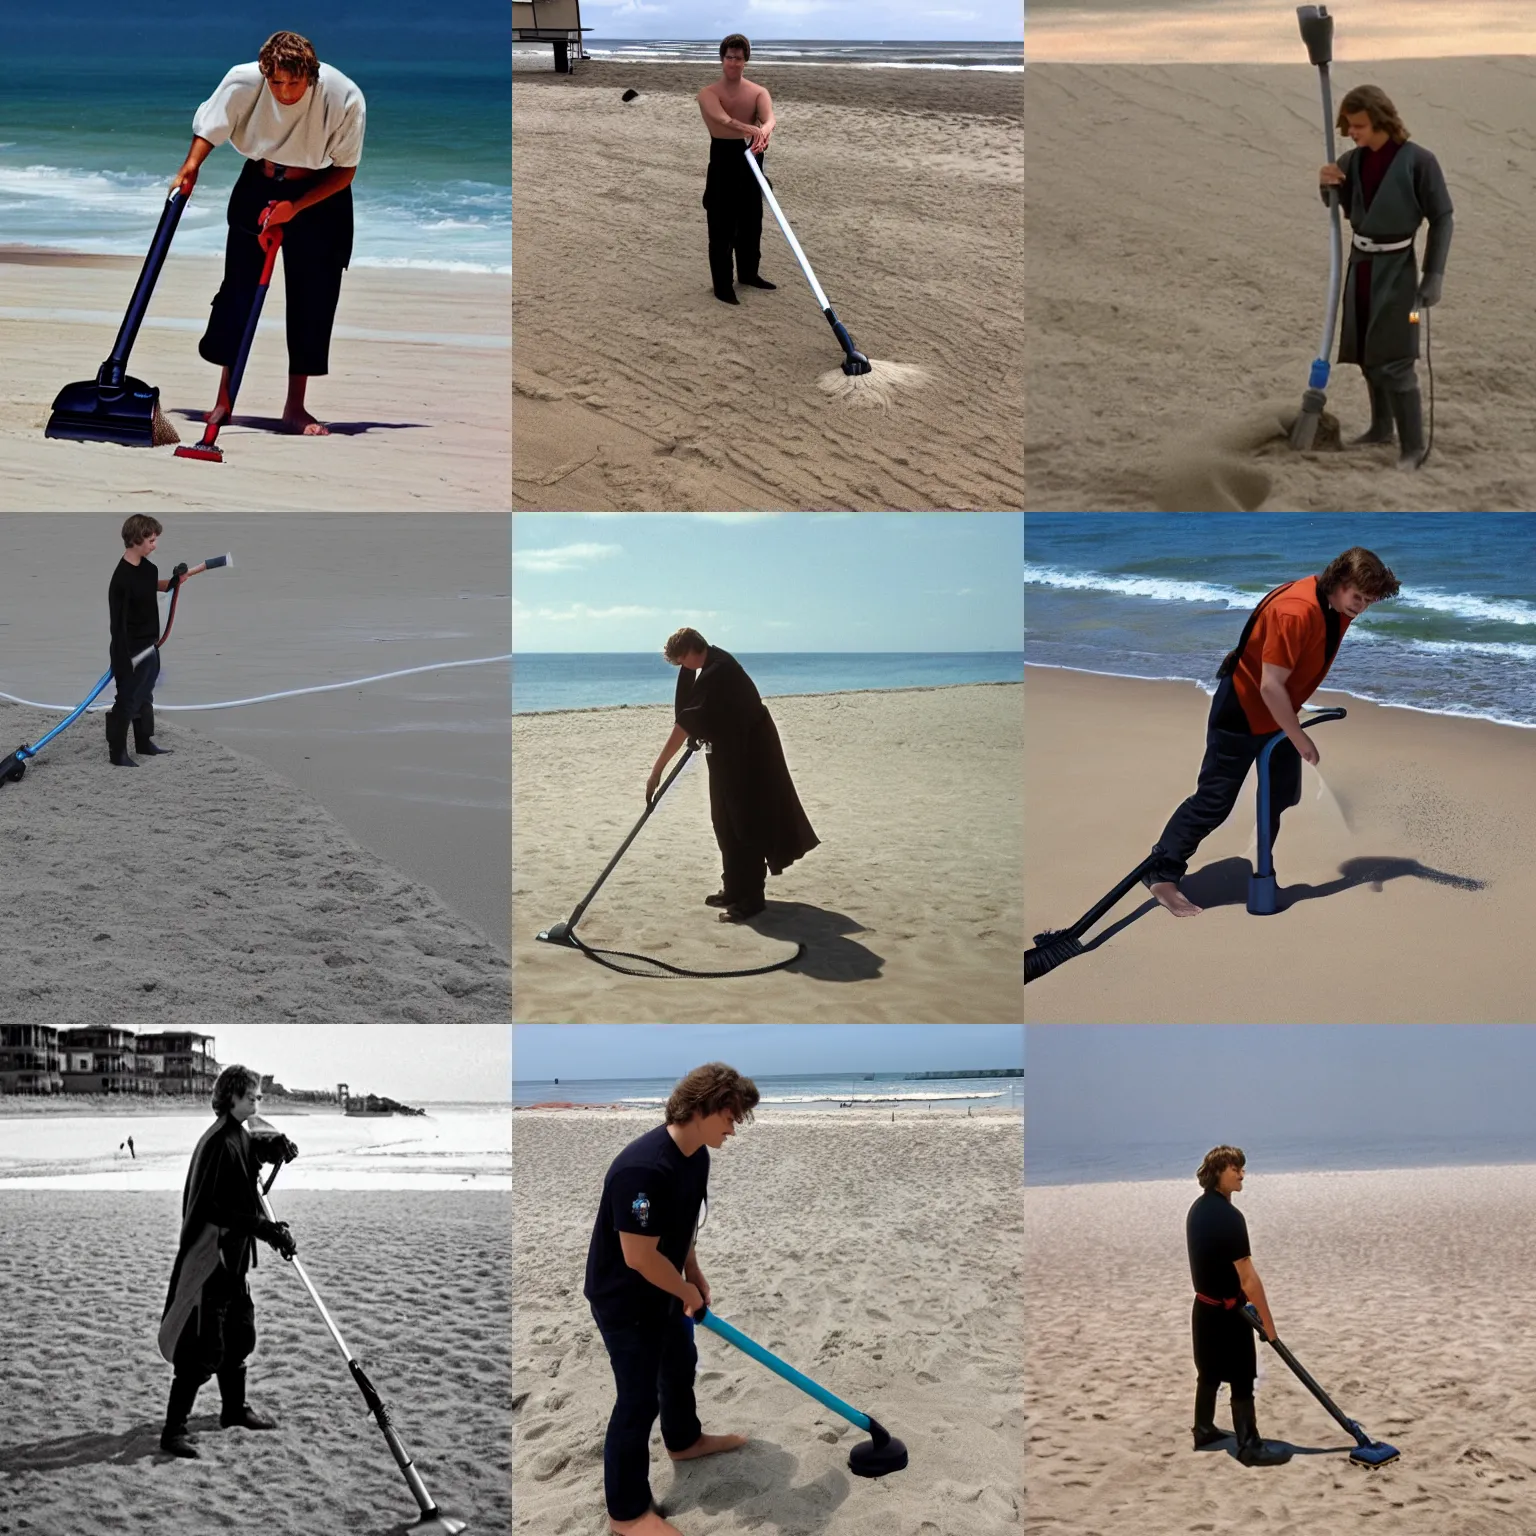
[0, 1025, 64, 1094]
[136, 1032, 219, 1097]
[58, 1028, 139, 1095]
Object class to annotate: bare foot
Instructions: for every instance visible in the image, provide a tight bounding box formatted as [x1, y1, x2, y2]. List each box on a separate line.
[610, 1512, 684, 1536]
[668, 1432, 747, 1461]
[280, 409, 330, 436]
[1150, 881, 1203, 917]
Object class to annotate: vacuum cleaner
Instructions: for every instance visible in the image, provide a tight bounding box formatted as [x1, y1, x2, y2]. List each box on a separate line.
[693, 1306, 908, 1477]
[0, 554, 232, 788]
[1290, 5, 1345, 451]
[742, 146, 871, 378]
[45, 188, 190, 447]
[535, 740, 804, 978]
[256, 1141, 468, 1532]
[1240, 1303, 1399, 1466]
[1025, 707, 1348, 982]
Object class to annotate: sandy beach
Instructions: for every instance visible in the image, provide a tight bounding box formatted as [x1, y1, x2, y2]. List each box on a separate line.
[512, 63, 1023, 510]
[512, 1107, 1022, 1534]
[1025, 667, 1536, 1022]
[512, 684, 1023, 1023]
[1025, 57, 1536, 510]
[0, 1187, 510, 1536]
[0, 253, 510, 511]
[1026, 1164, 1536, 1535]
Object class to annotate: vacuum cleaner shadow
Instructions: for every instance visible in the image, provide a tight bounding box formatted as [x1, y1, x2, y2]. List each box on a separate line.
[170, 411, 429, 437]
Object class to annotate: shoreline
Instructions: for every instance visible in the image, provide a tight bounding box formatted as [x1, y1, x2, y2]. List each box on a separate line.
[1025, 660, 1536, 734]
[515, 677, 1023, 717]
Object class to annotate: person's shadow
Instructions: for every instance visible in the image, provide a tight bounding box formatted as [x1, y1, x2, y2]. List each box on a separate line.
[1082, 853, 1486, 951]
[0, 1415, 213, 1471]
[170, 410, 428, 437]
[1195, 1432, 1350, 1459]
[733, 901, 884, 982]
[659, 1438, 852, 1535]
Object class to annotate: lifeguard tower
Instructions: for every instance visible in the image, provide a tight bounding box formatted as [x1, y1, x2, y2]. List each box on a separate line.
[513, 0, 592, 75]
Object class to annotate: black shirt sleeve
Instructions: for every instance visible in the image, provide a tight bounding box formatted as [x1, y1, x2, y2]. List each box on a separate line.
[609, 1164, 672, 1241]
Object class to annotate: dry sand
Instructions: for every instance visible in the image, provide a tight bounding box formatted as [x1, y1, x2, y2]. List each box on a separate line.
[1024, 667, 1536, 1022]
[0, 252, 510, 511]
[0, 701, 509, 1022]
[512, 685, 1023, 1023]
[0, 1188, 509, 1536]
[512, 64, 1023, 510]
[512, 1108, 1023, 1535]
[1026, 1164, 1536, 1535]
[1025, 57, 1536, 510]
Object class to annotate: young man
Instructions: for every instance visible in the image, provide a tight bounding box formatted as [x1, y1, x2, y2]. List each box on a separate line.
[695, 34, 777, 304]
[650, 626, 818, 922]
[1318, 85, 1453, 470]
[157, 1064, 299, 1459]
[105, 516, 214, 767]
[584, 1064, 759, 1536]
[175, 30, 365, 435]
[1145, 546, 1401, 917]
[1187, 1146, 1290, 1466]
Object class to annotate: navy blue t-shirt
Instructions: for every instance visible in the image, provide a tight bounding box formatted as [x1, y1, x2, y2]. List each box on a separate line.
[584, 1125, 709, 1325]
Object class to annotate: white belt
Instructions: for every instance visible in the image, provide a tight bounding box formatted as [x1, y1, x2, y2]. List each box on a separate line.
[1352, 233, 1413, 254]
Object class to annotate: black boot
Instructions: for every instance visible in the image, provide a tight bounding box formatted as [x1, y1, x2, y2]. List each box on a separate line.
[1232, 1396, 1292, 1466]
[219, 1366, 278, 1430]
[161, 1376, 202, 1458]
[1390, 387, 1426, 470]
[1192, 1378, 1230, 1449]
[739, 274, 776, 289]
[714, 287, 740, 305]
[106, 714, 137, 768]
[1351, 372, 1395, 445]
[134, 702, 172, 756]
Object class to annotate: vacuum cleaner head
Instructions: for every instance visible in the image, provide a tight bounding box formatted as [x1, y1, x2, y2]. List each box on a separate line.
[1024, 929, 1084, 983]
[407, 1515, 468, 1535]
[848, 1415, 908, 1478]
[1296, 4, 1334, 67]
[46, 376, 177, 447]
[535, 921, 575, 947]
[0, 749, 27, 785]
[173, 442, 225, 463]
[1346, 1423, 1400, 1466]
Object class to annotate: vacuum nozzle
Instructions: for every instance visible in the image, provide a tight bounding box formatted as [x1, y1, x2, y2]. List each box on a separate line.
[207, 552, 232, 569]
[1297, 5, 1334, 68]
[174, 443, 224, 463]
[0, 748, 28, 786]
[536, 921, 576, 947]
[848, 1415, 909, 1478]
[824, 308, 873, 375]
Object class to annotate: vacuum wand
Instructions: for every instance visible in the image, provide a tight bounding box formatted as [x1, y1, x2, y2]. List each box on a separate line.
[743, 146, 872, 377]
[1248, 705, 1347, 913]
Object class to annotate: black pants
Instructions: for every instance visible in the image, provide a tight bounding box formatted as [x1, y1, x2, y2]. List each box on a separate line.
[1146, 677, 1302, 886]
[165, 1267, 256, 1430]
[707, 753, 767, 906]
[593, 1306, 703, 1522]
[105, 647, 160, 755]
[702, 138, 764, 295]
[200, 159, 354, 379]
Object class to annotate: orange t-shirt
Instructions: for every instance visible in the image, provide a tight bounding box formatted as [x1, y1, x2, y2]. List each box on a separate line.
[1231, 577, 1351, 734]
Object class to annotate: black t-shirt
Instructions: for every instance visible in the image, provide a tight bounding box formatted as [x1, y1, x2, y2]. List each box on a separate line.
[108, 557, 160, 658]
[1186, 1189, 1251, 1300]
[584, 1125, 710, 1325]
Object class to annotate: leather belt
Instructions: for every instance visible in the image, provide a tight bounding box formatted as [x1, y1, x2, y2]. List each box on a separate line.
[1194, 1292, 1241, 1309]
[259, 160, 317, 182]
[1352, 233, 1413, 254]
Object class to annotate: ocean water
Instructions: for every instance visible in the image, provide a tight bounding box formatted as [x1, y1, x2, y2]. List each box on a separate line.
[512, 652, 1024, 714]
[3, 7, 509, 271]
[514, 1072, 1023, 1113]
[1025, 513, 1536, 729]
[518, 38, 1022, 71]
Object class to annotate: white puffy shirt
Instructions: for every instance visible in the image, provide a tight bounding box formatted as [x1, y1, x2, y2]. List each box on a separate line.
[192, 62, 366, 170]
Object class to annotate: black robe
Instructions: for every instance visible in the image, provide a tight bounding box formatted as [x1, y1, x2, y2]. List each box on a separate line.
[157, 1114, 286, 1362]
[674, 647, 819, 876]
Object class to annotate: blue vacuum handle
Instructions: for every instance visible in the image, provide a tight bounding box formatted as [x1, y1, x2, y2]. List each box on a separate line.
[695, 1306, 872, 1432]
[101, 188, 189, 389]
[1254, 707, 1347, 879]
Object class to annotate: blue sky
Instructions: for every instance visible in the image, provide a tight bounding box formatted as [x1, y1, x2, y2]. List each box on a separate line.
[512, 513, 1023, 652]
[514, 1024, 1022, 1079]
[574, 3, 1021, 43]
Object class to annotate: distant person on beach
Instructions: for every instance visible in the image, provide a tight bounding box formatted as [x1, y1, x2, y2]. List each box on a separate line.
[1143, 547, 1400, 917]
[173, 30, 366, 436]
[650, 627, 818, 922]
[1187, 1145, 1290, 1466]
[157, 1064, 299, 1459]
[696, 35, 777, 305]
[128, 1135, 136, 1159]
[584, 1063, 759, 1536]
[1318, 86, 1452, 470]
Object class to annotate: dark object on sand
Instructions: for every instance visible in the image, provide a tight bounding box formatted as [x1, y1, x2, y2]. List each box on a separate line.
[45, 188, 188, 447]
[694, 1306, 908, 1477]
[621, 88, 639, 101]
[257, 1147, 469, 1532]
[1241, 1304, 1400, 1466]
[176, 214, 284, 463]
[1248, 707, 1346, 912]
[1290, 6, 1344, 451]
[535, 741, 806, 977]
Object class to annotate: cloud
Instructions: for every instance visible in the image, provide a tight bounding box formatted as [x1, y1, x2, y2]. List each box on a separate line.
[518, 603, 669, 623]
[512, 542, 622, 573]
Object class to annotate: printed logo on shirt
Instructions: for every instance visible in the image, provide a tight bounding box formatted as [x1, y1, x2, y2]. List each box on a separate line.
[631, 1193, 651, 1228]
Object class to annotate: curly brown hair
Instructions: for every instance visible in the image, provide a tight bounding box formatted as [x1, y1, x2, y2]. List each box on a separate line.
[1337, 85, 1409, 145]
[259, 30, 320, 84]
[719, 33, 750, 61]
[665, 1063, 760, 1124]
[1320, 546, 1400, 602]
[121, 515, 163, 548]
[212, 1064, 260, 1115]
[663, 627, 710, 663]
